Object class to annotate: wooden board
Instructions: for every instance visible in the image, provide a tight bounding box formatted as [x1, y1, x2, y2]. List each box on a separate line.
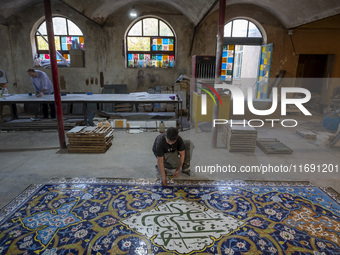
[256, 138, 292, 154]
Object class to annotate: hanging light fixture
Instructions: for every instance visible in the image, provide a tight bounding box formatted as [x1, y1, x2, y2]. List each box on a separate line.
[130, 6, 137, 17]
[130, 0, 137, 17]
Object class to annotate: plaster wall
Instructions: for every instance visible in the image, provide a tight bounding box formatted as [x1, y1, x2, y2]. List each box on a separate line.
[191, 4, 340, 106]
[0, 25, 16, 88]
[290, 15, 340, 103]
[191, 4, 299, 79]
[1, 2, 193, 95]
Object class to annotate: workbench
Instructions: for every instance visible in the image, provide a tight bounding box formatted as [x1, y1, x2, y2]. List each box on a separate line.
[0, 93, 182, 127]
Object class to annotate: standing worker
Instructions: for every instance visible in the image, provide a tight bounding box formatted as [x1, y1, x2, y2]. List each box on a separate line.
[27, 69, 56, 119]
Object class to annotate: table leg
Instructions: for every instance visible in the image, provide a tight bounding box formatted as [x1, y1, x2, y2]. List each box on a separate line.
[83, 102, 88, 126]
[0, 105, 4, 123]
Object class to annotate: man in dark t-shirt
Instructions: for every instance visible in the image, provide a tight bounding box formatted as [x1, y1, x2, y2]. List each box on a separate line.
[152, 127, 192, 186]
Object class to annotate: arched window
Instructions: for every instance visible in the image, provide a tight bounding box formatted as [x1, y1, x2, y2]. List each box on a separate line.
[224, 19, 262, 40]
[222, 19, 271, 99]
[126, 17, 176, 68]
[35, 17, 84, 67]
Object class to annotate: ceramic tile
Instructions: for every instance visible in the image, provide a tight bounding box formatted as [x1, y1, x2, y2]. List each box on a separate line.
[0, 178, 339, 254]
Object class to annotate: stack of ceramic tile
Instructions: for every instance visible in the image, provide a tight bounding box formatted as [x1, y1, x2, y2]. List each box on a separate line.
[222, 124, 257, 152]
[67, 123, 113, 153]
[296, 129, 317, 140]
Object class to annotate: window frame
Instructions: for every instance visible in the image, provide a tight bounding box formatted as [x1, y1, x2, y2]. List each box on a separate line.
[35, 16, 84, 62]
[222, 19, 264, 82]
[125, 16, 176, 68]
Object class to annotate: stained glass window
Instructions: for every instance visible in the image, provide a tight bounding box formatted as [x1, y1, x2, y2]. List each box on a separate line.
[126, 17, 175, 68]
[221, 19, 264, 82]
[256, 43, 273, 99]
[35, 17, 84, 64]
[221, 45, 234, 82]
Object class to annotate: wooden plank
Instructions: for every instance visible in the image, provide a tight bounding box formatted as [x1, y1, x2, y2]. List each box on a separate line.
[67, 124, 114, 153]
[256, 138, 292, 154]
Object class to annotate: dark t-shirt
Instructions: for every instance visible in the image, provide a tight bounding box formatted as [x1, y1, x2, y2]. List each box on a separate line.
[152, 133, 185, 157]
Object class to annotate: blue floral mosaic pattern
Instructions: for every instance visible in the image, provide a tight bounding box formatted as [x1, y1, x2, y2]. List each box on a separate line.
[0, 179, 339, 254]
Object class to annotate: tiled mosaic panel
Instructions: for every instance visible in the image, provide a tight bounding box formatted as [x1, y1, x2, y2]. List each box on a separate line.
[256, 43, 273, 99]
[128, 54, 175, 68]
[221, 45, 234, 82]
[151, 38, 174, 51]
[0, 182, 339, 254]
[37, 36, 84, 61]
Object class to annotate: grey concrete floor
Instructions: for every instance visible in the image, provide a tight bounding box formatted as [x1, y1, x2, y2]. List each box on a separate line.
[0, 113, 340, 209]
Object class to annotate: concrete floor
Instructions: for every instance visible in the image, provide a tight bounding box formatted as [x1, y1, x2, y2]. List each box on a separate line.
[0, 113, 339, 209]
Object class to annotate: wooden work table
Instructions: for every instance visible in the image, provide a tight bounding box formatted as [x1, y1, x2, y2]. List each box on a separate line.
[0, 93, 182, 127]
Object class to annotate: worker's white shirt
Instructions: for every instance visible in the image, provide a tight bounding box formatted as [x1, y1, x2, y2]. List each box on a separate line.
[30, 70, 54, 94]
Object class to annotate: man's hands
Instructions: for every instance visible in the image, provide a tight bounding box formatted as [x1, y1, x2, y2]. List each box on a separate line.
[161, 176, 168, 186]
[173, 168, 181, 178]
[36, 92, 44, 97]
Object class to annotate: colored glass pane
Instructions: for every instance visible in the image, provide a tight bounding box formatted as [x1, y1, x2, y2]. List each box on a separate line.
[157, 45, 162, 51]
[37, 36, 49, 50]
[127, 37, 150, 51]
[169, 45, 173, 51]
[157, 38, 162, 44]
[54, 36, 61, 50]
[61, 43, 68, 50]
[79, 37, 84, 44]
[151, 55, 156, 60]
[162, 39, 169, 44]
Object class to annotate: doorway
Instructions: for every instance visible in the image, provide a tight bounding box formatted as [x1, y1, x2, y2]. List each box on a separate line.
[296, 54, 334, 112]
